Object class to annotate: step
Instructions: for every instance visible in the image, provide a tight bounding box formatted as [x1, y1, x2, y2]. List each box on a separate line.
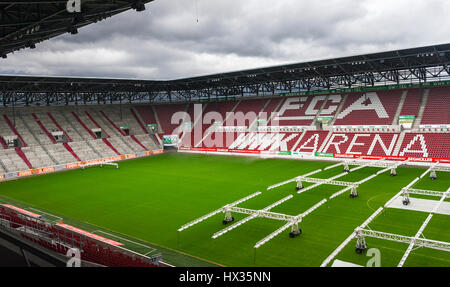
[32, 113, 57, 144]
[3, 114, 27, 147]
[63, 142, 81, 162]
[102, 138, 121, 156]
[71, 112, 97, 139]
[100, 110, 125, 136]
[15, 147, 33, 169]
[47, 112, 73, 142]
[130, 108, 148, 134]
[85, 111, 110, 138]
[130, 135, 147, 150]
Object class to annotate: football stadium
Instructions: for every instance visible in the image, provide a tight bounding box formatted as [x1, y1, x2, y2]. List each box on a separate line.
[0, 1, 449, 269]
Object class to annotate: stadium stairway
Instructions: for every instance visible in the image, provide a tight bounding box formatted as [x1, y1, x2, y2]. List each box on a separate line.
[414, 89, 430, 127]
[101, 138, 121, 155]
[99, 110, 125, 136]
[3, 114, 27, 147]
[85, 111, 111, 138]
[130, 135, 148, 150]
[130, 108, 149, 134]
[15, 148, 33, 169]
[32, 113, 57, 144]
[62, 142, 81, 162]
[47, 112, 73, 142]
[71, 112, 98, 139]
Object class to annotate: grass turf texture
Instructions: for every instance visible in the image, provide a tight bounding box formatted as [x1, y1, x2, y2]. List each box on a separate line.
[0, 153, 448, 267]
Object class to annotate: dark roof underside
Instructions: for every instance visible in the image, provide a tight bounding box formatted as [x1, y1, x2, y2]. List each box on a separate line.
[0, 43, 449, 94]
[0, 0, 154, 56]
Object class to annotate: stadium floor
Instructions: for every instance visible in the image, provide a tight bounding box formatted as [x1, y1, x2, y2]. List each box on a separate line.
[0, 153, 449, 267]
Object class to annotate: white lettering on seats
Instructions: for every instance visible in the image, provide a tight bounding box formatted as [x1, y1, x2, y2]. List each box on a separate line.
[337, 92, 388, 119]
[345, 134, 371, 155]
[399, 134, 429, 157]
[367, 134, 398, 156]
[229, 133, 297, 151]
[305, 96, 326, 115]
[320, 94, 342, 115]
[295, 134, 320, 153]
[275, 97, 315, 121]
[322, 134, 349, 154]
[278, 97, 307, 116]
[268, 133, 298, 151]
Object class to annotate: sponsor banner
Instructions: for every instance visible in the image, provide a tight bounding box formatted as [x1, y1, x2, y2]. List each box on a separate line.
[5, 172, 18, 179]
[334, 153, 355, 159]
[179, 147, 261, 154]
[18, 166, 55, 177]
[163, 135, 179, 146]
[57, 223, 124, 246]
[228, 149, 261, 154]
[1, 204, 41, 218]
[185, 147, 218, 152]
[260, 150, 276, 155]
[333, 154, 449, 163]
[66, 154, 142, 169]
[399, 115, 415, 120]
[66, 162, 80, 169]
[315, 152, 334, 157]
[124, 154, 137, 160]
[0, 152, 163, 181]
[18, 170, 33, 177]
[178, 147, 450, 164]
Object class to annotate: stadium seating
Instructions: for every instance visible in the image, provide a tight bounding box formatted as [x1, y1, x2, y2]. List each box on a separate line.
[320, 133, 400, 156]
[420, 87, 450, 125]
[397, 133, 450, 159]
[0, 105, 161, 174]
[273, 95, 322, 126]
[293, 130, 330, 153]
[334, 90, 401, 126]
[0, 205, 158, 267]
[399, 89, 422, 117]
[0, 85, 449, 175]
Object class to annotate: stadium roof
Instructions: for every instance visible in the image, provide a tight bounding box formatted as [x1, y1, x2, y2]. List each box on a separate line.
[0, 43, 450, 105]
[0, 0, 154, 57]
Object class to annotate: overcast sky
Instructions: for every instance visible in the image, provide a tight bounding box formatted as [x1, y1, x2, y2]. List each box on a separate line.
[1, 0, 450, 80]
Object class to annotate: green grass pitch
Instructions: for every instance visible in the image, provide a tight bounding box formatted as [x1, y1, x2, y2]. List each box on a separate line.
[0, 153, 449, 267]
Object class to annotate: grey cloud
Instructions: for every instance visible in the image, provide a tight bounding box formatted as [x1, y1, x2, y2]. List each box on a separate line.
[2, 0, 450, 79]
